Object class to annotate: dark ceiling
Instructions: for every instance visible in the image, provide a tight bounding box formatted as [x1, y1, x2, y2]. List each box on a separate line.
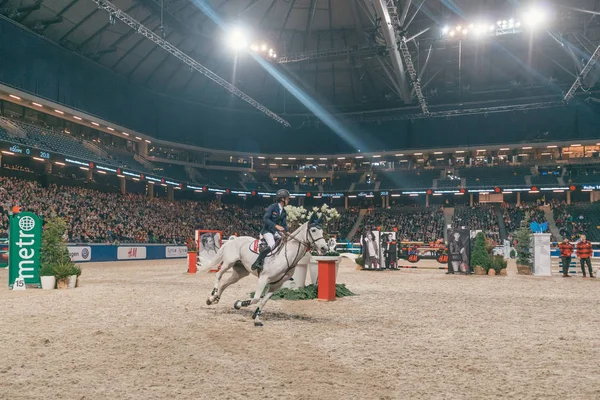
[3, 0, 600, 118]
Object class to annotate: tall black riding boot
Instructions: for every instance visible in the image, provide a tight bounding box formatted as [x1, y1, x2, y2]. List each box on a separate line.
[251, 247, 271, 271]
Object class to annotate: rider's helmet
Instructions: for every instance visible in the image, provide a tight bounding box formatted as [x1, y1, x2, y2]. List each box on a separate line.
[276, 189, 290, 202]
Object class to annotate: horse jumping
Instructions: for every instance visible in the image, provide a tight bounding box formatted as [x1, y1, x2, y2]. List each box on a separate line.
[199, 218, 329, 326]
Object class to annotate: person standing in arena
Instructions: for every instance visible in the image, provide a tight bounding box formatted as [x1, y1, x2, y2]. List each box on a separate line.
[251, 189, 290, 272]
[559, 237, 573, 277]
[576, 235, 595, 278]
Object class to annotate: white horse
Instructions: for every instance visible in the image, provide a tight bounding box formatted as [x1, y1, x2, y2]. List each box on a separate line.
[199, 219, 329, 326]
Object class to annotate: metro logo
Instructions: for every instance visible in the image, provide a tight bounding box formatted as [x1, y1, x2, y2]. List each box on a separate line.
[8, 212, 42, 288]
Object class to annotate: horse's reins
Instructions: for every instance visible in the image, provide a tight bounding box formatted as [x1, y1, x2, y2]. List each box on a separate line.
[268, 223, 325, 285]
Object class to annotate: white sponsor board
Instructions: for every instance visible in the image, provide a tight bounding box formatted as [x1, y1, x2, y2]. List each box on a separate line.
[117, 246, 147, 260]
[166, 246, 188, 258]
[68, 246, 92, 262]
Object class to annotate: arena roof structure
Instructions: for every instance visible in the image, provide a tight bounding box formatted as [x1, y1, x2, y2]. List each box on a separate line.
[3, 0, 600, 123]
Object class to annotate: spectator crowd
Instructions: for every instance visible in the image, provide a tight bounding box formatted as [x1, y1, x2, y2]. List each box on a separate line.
[360, 206, 446, 243]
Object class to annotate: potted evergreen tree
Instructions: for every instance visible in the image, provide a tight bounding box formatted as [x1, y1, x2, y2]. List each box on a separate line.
[41, 217, 77, 288]
[54, 262, 73, 289]
[471, 232, 490, 275]
[514, 227, 533, 275]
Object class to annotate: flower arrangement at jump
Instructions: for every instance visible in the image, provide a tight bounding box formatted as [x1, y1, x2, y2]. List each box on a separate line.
[284, 204, 341, 230]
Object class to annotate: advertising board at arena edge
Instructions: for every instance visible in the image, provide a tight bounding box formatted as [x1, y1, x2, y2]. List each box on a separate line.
[166, 246, 188, 258]
[65, 244, 188, 263]
[8, 212, 42, 288]
[67, 246, 92, 262]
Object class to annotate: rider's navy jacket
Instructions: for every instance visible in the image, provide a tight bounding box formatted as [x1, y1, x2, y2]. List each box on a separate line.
[261, 203, 288, 235]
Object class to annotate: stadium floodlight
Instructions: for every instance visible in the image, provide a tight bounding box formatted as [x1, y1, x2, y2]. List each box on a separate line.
[449, 30, 456, 37]
[522, 6, 547, 28]
[261, 43, 267, 52]
[227, 27, 248, 50]
[442, 26, 449, 34]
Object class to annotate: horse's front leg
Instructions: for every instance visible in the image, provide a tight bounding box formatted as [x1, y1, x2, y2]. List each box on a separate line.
[233, 275, 269, 311]
[252, 273, 292, 327]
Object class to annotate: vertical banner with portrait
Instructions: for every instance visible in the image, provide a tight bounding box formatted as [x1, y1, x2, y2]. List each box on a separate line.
[447, 229, 471, 274]
[195, 230, 222, 271]
[380, 232, 397, 269]
[360, 230, 381, 270]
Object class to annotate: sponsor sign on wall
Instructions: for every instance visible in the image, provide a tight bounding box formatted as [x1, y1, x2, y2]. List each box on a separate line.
[117, 246, 147, 260]
[165, 246, 188, 258]
[68, 246, 92, 262]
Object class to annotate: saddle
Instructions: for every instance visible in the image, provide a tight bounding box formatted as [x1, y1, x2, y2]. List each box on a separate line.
[250, 235, 284, 255]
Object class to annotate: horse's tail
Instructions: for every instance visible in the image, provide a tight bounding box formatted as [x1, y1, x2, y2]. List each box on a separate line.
[197, 244, 226, 273]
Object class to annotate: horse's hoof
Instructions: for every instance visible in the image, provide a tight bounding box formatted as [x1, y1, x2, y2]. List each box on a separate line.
[233, 301, 241, 310]
[254, 321, 264, 327]
[206, 299, 212, 306]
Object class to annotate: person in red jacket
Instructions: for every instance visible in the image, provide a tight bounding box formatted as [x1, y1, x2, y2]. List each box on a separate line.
[576, 235, 595, 278]
[558, 237, 574, 277]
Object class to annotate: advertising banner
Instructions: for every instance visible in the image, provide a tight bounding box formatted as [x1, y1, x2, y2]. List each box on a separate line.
[165, 246, 188, 258]
[447, 228, 471, 274]
[196, 230, 222, 271]
[68, 246, 92, 262]
[8, 212, 42, 288]
[117, 246, 147, 260]
[360, 230, 381, 269]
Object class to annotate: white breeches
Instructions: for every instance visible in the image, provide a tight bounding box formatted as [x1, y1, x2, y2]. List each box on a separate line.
[262, 232, 281, 250]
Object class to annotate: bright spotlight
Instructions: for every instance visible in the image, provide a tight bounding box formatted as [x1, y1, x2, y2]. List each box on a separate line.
[227, 27, 248, 50]
[489, 25, 495, 31]
[456, 25, 462, 32]
[261, 43, 267, 52]
[449, 30, 456, 37]
[476, 23, 487, 34]
[250, 45, 258, 51]
[442, 26, 449, 34]
[523, 7, 547, 28]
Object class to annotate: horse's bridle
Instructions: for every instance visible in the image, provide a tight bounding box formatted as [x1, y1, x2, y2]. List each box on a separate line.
[269, 223, 325, 285]
[286, 223, 325, 252]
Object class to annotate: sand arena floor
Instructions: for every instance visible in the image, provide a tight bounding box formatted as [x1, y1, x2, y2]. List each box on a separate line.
[0, 259, 599, 400]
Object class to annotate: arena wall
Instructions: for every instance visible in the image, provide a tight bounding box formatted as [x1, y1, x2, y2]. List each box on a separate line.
[67, 244, 188, 263]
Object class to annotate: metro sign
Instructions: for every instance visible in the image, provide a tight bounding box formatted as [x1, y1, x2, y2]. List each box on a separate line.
[8, 212, 42, 288]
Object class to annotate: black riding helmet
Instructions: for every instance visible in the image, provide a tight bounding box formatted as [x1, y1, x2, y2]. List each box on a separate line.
[276, 189, 290, 202]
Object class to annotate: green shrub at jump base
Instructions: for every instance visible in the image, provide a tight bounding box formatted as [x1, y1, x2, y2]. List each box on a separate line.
[8, 212, 42, 289]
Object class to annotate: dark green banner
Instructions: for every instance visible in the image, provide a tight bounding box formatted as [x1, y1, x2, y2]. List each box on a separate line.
[8, 212, 42, 289]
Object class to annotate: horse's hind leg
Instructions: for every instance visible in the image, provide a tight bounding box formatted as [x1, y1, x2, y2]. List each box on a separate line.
[207, 263, 248, 305]
[206, 262, 233, 305]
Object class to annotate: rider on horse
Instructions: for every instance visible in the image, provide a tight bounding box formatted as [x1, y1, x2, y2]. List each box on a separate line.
[251, 189, 290, 272]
